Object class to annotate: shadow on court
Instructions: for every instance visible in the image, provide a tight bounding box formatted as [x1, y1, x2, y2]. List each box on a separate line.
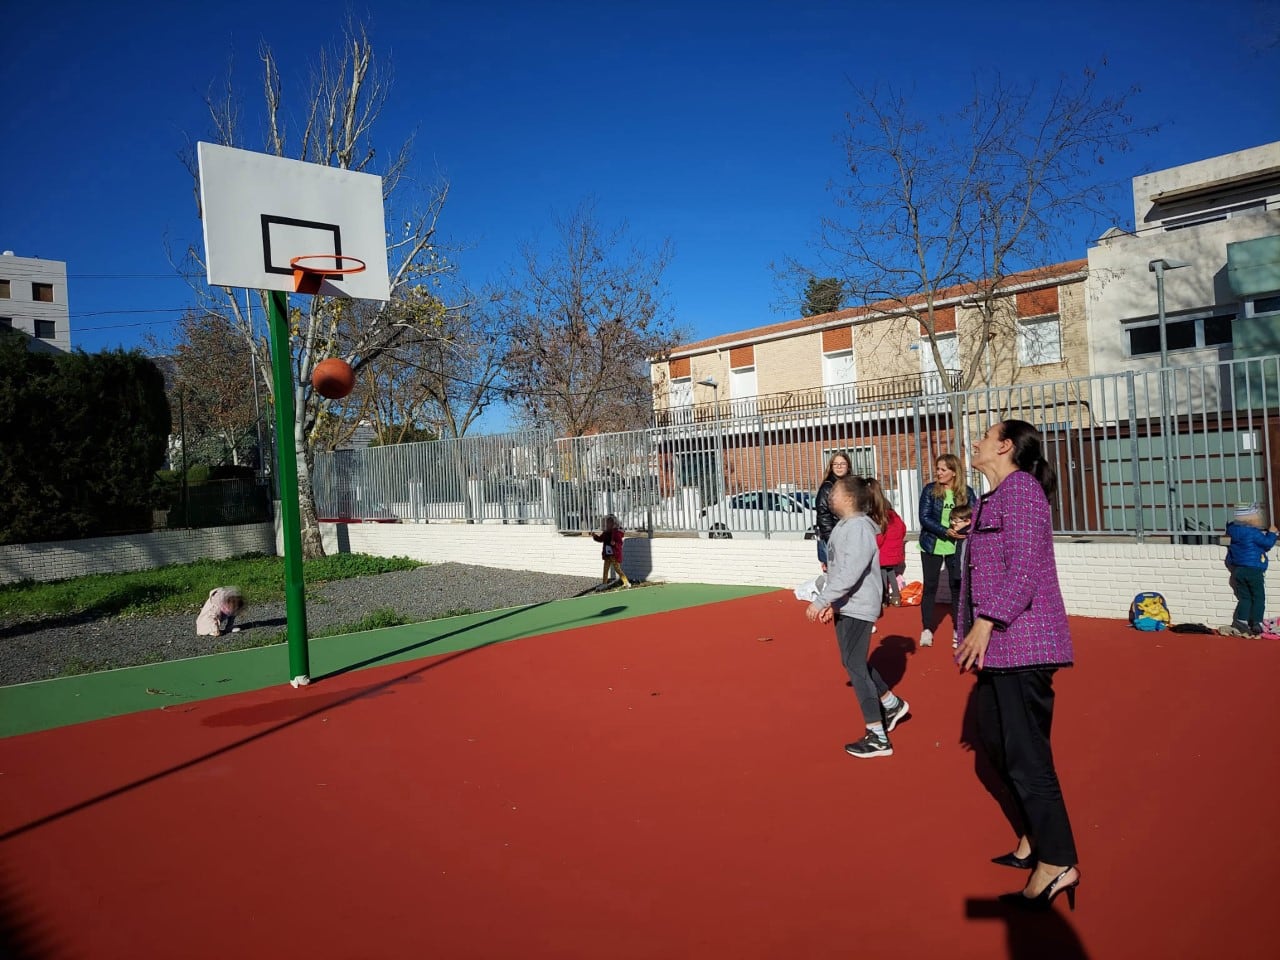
[0, 601, 636, 845]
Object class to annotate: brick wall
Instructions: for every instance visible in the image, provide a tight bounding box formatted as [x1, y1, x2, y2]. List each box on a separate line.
[756, 330, 822, 395]
[313, 523, 1276, 627]
[0, 523, 277, 585]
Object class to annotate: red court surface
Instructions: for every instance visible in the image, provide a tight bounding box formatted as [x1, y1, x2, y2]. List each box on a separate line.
[2, 592, 1277, 959]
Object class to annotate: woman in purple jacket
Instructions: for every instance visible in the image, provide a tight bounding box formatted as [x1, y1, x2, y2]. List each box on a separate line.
[955, 419, 1079, 912]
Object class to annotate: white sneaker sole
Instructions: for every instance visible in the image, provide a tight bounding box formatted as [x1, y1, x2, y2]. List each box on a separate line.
[884, 701, 910, 733]
[846, 747, 894, 758]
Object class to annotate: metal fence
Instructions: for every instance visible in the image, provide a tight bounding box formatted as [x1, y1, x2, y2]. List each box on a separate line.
[313, 430, 556, 525]
[313, 354, 1279, 541]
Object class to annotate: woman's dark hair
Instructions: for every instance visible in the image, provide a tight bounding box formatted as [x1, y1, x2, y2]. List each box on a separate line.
[999, 419, 1057, 501]
[833, 474, 874, 515]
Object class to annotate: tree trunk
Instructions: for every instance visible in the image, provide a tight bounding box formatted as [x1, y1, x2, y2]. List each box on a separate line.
[297, 439, 327, 559]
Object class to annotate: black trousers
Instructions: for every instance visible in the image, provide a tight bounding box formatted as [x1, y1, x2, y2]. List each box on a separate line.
[975, 670, 1078, 866]
[920, 551, 962, 631]
[835, 616, 891, 724]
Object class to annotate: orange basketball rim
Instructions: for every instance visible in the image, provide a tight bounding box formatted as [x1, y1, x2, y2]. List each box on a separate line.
[290, 254, 367, 295]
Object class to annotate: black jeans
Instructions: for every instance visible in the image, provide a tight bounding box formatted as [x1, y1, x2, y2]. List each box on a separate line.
[975, 670, 1078, 866]
[920, 551, 962, 631]
[835, 616, 891, 725]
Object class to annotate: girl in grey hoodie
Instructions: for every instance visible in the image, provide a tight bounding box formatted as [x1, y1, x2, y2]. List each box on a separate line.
[805, 475, 911, 758]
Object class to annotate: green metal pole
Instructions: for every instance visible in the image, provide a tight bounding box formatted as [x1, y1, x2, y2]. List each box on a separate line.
[266, 289, 310, 686]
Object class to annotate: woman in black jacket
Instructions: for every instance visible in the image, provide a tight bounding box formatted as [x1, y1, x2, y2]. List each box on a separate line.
[814, 452, 853, 569]
[917, 452, 976, 647]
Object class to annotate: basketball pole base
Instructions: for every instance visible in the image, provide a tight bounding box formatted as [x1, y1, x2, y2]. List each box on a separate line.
[266, 288, 311, 686]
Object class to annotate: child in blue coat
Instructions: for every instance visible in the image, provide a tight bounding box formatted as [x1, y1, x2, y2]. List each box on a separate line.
[1223, 503, 1277, 636]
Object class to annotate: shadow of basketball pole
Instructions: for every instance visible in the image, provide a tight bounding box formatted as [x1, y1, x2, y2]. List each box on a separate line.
[0, 600, 635, 844]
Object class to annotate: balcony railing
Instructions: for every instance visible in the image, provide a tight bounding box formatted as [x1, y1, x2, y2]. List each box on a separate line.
[654, 369, 962, 426]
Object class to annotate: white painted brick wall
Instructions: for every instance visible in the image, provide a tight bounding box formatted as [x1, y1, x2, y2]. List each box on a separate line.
[0, 524, 276, 585]
[311, 522, 1277, 627]
[9, 517, 1274, 629]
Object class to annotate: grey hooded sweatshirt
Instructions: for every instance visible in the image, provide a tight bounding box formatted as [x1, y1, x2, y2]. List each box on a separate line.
[814, 513, 882, 622]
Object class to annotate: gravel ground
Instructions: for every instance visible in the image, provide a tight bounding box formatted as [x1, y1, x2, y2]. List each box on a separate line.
[0, 563, 604, 686]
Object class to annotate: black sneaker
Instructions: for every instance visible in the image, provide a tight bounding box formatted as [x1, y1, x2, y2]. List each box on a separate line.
[845, 732, 893, 758]
[881, 698, 910, 733]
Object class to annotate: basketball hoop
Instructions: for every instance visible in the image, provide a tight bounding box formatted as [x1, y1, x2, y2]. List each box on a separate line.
[289, 254, 367, 295]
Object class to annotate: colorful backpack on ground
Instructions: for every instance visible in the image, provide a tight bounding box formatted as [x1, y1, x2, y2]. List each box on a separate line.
[1129, 592, 1171, 631]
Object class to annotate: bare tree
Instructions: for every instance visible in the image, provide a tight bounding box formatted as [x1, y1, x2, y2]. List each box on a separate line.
[382, 288, 507, 439]
[799, 67, 1147, 392]
[178, 21, 466, 556]
[502, 200, 683, 437]
[146, 310, 263, 468]
[308, 288, 505, 448]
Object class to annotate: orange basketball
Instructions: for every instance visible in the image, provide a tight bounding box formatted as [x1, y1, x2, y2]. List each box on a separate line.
[312, 357, 355, 400]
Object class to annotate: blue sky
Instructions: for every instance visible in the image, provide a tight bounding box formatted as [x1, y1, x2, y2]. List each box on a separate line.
[3, 0, 1278, 427]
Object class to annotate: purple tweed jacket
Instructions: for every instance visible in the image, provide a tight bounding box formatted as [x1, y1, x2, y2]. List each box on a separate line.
[957, 470, 1073, 671]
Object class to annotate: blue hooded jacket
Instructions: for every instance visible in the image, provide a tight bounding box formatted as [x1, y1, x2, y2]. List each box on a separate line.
[1225, 522, 1276, 570]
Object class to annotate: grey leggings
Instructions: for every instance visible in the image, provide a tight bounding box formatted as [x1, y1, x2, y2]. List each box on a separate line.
[835, 616, 891, 724]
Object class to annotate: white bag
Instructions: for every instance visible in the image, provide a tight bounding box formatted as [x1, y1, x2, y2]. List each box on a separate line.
[793, 573, 827, 602]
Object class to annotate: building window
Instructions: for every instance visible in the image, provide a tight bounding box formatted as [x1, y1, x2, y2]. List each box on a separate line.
[1203, 315, 1233, 346]
[1162, 199, 1268, 231]
[35, 319, 56, 339]
[918, 333, 959, 392]
[823, 445, 877, 477]
[730, 365, 758, 413]
[1126, 314, 1234, 357]
[32, 283, 54, 303]
[0, 317, 12, 328]
[822, 349, 856, 404]
[669, 376, 692, 408]
[1017, 315, 1063, 366]
[1246, 294, 1280, 317]
[0, 280, 10, 299]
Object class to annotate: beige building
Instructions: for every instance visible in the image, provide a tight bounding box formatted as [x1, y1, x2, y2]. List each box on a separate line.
[651, 260, 1089, 425]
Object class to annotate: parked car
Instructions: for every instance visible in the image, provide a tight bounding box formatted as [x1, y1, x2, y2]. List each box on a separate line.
[699, 489, 817, 539]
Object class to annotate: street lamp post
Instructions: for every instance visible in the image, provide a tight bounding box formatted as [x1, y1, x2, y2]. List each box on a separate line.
[697, 376, 727, 517]
[1148, 258, 1191, 540]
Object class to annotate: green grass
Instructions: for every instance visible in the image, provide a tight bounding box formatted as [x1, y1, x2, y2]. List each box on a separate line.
[0, 552, 423, 622]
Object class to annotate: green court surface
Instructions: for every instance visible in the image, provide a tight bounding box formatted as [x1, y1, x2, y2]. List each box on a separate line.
[0, 583, 772, 738]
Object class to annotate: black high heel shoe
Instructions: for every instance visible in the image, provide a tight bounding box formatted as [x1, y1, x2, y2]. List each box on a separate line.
[991, 850, 1035, 869]
[999, 866, 1080, 911]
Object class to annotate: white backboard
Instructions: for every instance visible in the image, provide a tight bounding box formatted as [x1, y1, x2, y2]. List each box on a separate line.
[197, 142, 391, 301]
